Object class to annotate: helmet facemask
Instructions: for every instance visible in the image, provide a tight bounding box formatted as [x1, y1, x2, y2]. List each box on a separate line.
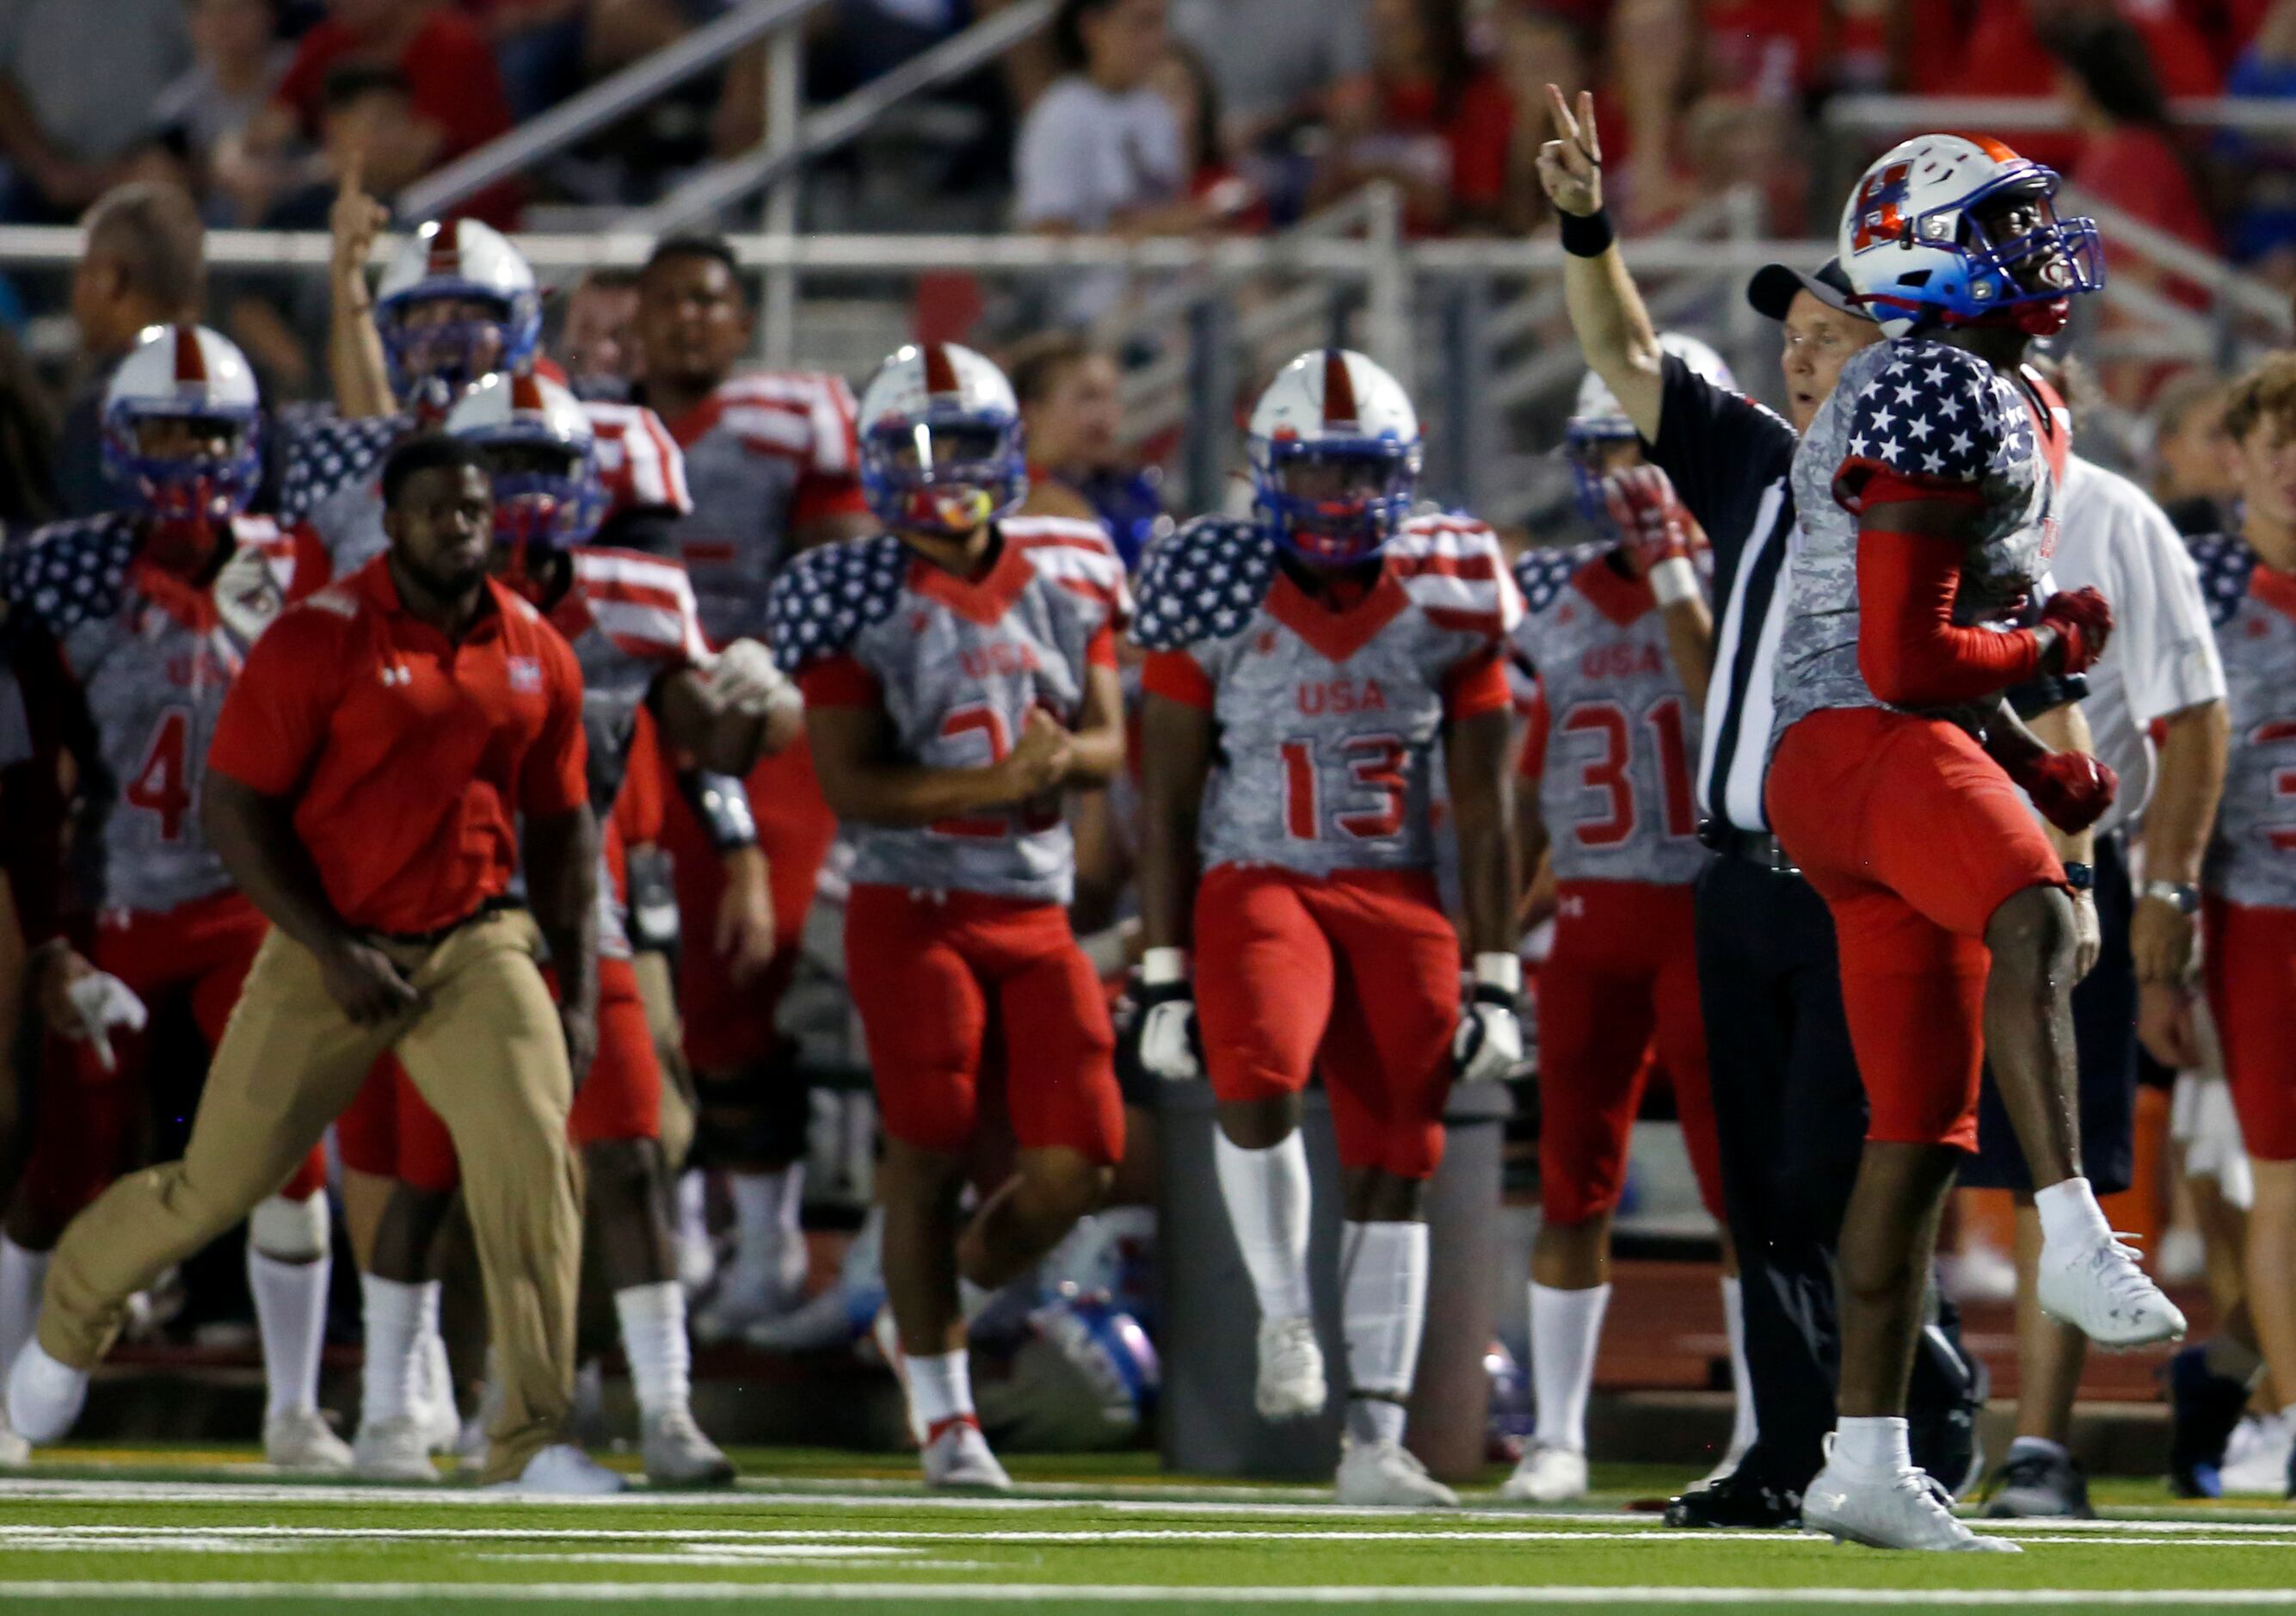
[378, 291, 528, 416]
[1253, 436, 1419, 566]
[1561, 420, 1642, 529]
[102, 405, 261, 571]
[477, 438, 604, 595]
[1956, 176, 2102, 335]
[861, 411, 1027, 540]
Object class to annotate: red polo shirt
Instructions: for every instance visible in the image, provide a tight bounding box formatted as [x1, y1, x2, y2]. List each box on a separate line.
[208, 557, 588, 938]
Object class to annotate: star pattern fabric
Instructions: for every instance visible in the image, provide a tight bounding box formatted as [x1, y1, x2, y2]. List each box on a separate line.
[280, 410, 409, 522]
[1130, 516, 1277, 651]
[1842, 339, 2017, 486]
[764, 534, 908, 673]
[0, 515, 138, 638]
[1513, 544, 1594, 617]
[2188, 533, 2258, 631]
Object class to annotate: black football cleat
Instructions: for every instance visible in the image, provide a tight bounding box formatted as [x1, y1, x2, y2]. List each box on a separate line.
[1980, 1447, 2096, 1520]
[1663, 1469, 1801, 1529]
[2165, 1343, 2251, 1499]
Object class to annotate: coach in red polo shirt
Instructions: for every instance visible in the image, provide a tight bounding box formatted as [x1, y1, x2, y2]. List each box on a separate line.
[6, 437, 606, 1493]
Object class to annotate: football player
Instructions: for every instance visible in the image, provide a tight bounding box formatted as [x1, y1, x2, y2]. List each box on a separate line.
[1503, 340, 1746, 1504]
[0, 324, 342, 1467]
[764, 342, 1130, 1490]
[335, 373, 790, 1487]
[1766, 136, 2182, 1549]
[628, 233, 875, 1342]
[1133, 349, 1522, 1507]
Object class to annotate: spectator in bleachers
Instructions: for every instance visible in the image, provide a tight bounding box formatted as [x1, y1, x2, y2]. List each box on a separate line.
[1493, 3, 1591, 233]
[1696, 0, 1829, 101]
[1309, 0, 1515, 234]
[1008, 330, 1166, 567]
[1147, 42, 1264, 223]
[2147, 371, 2238, 537]
[0, 0, 193, 222]
[2051, 14, 2218, 255]
[559, 267, 646, 401]
[2220, 0, 2296, 276]
[1607, 0, 1697, 227]
[1166, 0, 1372, 155]
[151, 0, 293, 220]
[472, 0, 699, 122]
[1948, 0, 2219, 170]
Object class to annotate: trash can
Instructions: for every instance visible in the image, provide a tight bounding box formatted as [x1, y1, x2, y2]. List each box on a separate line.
[1154, 1080, 1513, 1482]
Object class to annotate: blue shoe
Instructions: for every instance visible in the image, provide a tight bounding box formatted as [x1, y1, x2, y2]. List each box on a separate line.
[2166, 1344, 2250, 1499]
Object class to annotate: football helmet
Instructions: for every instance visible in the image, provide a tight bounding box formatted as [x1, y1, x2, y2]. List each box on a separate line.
[1563, 333, 1733, 522]
[1838, 134, 2103, 339]
[102, 323, 262, 555]
[444, 370, 604, 552]
[857, 342, 1027, 538]
[374, 218, 543, 411]
[1248, 348, 1421, 566]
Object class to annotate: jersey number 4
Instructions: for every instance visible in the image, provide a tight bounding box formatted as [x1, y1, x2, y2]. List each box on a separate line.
[126, 707, 195, 842]
[1283, 734, 1407, 842]
[1563, 697, 1694, 847]
[932, 704, 1062, 838]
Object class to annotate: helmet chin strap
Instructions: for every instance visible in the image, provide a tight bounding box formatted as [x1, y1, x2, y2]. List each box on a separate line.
[2011, 297, 2071, 336]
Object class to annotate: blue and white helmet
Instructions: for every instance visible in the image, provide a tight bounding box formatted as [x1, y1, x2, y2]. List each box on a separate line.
[1249, 348, 1422, 566]
[444, 370, 603, 551]
[1563, 333, 1732, 521]
[374, 218, 543, 413]
[1839, 133, 2103, 339]
[102, 323, 262, 532]
[857, 341, 1028, 538]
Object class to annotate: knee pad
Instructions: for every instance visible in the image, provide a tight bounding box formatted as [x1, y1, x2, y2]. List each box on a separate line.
[249, 1193, 329, 1262]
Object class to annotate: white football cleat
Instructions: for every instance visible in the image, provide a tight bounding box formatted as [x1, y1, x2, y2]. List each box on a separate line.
[4, 1341, 86, 1446]
[2221, 1416, 2294, 1496]
[262, 1408, 354, 1471]
[1253, 1316, 1327, 1421]
[642, 1406, 736, 1489]
[486, 1442, 626, 1496]
[920, 1416, 1011, 1491]
[412, 1332, 461, 1454]
[2035, 1232, 2187, 1348]
[1499, 1440, 1589, 1503]
[1334, 1438, 1458, 1508]
[349, 1416, 440, 1483]
[692, 1253, 808, 1343]
[1802, 1454, 2018, 1552]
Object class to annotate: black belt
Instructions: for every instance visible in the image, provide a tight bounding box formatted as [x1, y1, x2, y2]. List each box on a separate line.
[373, 895, 520, 949]
[1699, 820, 1800, 875]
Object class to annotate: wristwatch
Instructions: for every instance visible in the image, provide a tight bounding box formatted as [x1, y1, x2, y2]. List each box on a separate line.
[2141, 879, 2202, 916]
[2062, 861, 2095, 892]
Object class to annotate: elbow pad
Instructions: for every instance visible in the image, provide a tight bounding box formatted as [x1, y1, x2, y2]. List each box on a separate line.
[677, 769, 758, 853]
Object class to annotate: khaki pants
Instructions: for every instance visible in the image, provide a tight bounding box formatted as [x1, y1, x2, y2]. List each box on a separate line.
[36, 910, 582, 1483]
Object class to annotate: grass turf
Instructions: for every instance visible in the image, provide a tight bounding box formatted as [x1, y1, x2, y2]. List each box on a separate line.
[0, 1446, 2293, 1613]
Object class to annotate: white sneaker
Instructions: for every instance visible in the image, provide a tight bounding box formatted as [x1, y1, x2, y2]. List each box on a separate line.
[2035, 1232, 2188, 1348]
[350, 1416, 440, 1483]
[487, 1442, 626, 1496]
[413, 1333, 460, 1454]
[4, 1341, 86, 1446]
[2154, 1224, 2207, 1287]
[2221, 1415, 2293, 1496]
[692, 1254, 808, 1343]
[920, 1416, 1011, 1490]
[1499, 1440, 1588, 1503]
[642, 1405, 736, 1488]
[0, 1414, 28, 1466]
[1802, 1451, 2018, 1552]
[1333, 1438, 1458, 1507]
[262, 1408, 354, 1471]
[1937, 1243, 2019, 1305]
[1253, 1316, 1327, 1421]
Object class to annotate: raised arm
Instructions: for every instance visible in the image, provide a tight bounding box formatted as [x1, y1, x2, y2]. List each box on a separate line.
[1537, 86, 1665, 443]
[327, 154, 395, 422]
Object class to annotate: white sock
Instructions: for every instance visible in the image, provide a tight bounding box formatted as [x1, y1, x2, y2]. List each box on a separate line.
[357, 1274, 437, 1428]
[0, 1237, 50, 1378]
[903, 1348, 973, 1442]
[1340, 1220, 1427, 1448]
[2034, 1177, 2111, 1250]
[613, 1281, 692, 1417]
[1529, 1280, 1610, 1453]
[248, 1248, 329, 1419]
[1720, 1276, 1757, 1460]
[1832, 1414, 1912, 1474]
[729, 1167, 803, 1279]
[1212, 1132, 1314, 1321]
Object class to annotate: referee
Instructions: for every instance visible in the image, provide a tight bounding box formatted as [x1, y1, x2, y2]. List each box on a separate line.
[1536, 87, 1985, 1527]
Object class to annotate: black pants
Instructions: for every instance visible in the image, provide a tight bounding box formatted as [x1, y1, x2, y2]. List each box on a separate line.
[1694, 851, 1979, 1492]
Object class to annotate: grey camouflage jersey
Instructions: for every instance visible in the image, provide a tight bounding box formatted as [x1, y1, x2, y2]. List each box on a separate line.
[2192, 534, 2296, 910]
[766, 517, 1129, 904]
[1513, 543, 1708, 886]
[0, 514, 312, 916]
[1133, 514, 1522, 879]
[1770, 337, 2064, 744]
[281, 410, 405, 573]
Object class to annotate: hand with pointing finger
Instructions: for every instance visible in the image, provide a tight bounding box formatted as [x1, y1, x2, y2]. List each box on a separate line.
[1535, 84, 1604, 219]
[329, 148, 389, 292]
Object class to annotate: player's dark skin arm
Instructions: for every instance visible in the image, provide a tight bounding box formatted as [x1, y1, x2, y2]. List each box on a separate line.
[1136, 692, 1214, 957]
[1446, 707, 1518, 962]
[522, 804, 602, 1082]
[653, 665, 797, 777]
[1512, 762, 1552, 924]
[808, 698, 1081, 829]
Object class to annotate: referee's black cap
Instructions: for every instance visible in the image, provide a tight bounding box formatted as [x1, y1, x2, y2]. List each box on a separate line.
[1746, 257, 1868, 323]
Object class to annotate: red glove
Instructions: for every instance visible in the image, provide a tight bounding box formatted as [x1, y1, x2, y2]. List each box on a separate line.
[1602, 466, 1695, 577]
[2038, 587, 2114, 676]
[2008, 749, 2120, 835]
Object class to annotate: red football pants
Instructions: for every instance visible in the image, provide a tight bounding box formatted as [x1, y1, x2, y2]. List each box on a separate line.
[844, 885, 1123, 1165]
[1537, 879, 1722, 1224]
[1193, 864, 1462, 1181]
[2205, 897, 2296, 1162]
[18, 891, 326, 1230]
[1767, 707, 2065, 1150]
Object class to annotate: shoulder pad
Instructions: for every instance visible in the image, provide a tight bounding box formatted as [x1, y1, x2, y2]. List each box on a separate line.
[281, 411, 407, 520]
[1132, 515, 1276, 651]
[1513, 541, 1602, 617]
[763, 534, 908, 673]
[584, 402, 693, 516]
[0, 515, 138, 636]
[2188, 533, 2258, 631]
[571, 546, 710, 664]
[1004, 516, 1129, 616]
[1390, 514, 1523, 637]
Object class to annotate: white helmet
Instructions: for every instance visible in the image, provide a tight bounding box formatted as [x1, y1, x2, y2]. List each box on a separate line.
[102, 322, 263, 532]
[857, 342, 1027, 537]
[1838, 133, 2102, 340]
[374, 218, 543, 410]
[444, 370, 602, 549]
[1564, 333, 1732, 518]
[1247, 348, 1422, 564]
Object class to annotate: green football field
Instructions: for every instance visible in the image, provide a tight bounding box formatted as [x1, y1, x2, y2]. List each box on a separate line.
[3, 1446, 2295, 1613]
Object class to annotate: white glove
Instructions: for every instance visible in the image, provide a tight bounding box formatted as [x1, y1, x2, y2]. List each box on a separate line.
[710, 638, 798, 717]
[66, 970, 150, 1074]
[212, 543, 285, 645]
[1453, 953, 1523, 1083]
[1136, 947, 1201, 1081]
